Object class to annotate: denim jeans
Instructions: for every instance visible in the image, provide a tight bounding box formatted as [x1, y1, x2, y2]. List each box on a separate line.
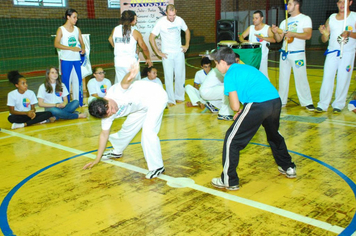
[47, 100, 79, 120]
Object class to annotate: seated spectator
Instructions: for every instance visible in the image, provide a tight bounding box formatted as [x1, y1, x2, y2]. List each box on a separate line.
[141, 66, 163, 87]
[87, 67, 112, 104]
[7, 70, 53, 129]
[199, 54, 243, 121]
[37, 67, 87, 120]
[185, 57, 216, 110]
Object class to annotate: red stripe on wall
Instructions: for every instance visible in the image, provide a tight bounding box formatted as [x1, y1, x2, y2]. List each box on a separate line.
[87, 0, 95, 19]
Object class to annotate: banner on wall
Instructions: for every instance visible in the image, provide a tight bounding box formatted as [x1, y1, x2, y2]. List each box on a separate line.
[120, 0, 174, 62]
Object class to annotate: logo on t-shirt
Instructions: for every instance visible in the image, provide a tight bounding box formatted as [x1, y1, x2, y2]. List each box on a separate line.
[295, 60, 304, 68]
[346, 65, 351, 72]
[22, 98, 30, 108]
[55, 91, 62, 97]
[68, 36, 77, 47]
[100, 85, 107, 94]
[288, 22, 299, 32]
[256, 34, 264, 42]
[345, 26, 353, 31]
[115, 37, 130, 44]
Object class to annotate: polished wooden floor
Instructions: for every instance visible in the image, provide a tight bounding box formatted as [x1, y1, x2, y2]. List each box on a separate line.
[1, 53, 356, 235]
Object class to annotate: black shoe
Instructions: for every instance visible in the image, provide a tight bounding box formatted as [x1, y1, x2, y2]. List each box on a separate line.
[333, 108, 341, 113]
[315, 107, 324, 113]
[305, 104, 315, 111]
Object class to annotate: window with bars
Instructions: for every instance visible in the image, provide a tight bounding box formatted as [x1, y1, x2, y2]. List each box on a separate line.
[108, 0, 120, 9]
[13, 0, 66, 7]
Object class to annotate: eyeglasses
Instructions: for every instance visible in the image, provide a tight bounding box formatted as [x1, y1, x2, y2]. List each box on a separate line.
[96, 71, 106, 75]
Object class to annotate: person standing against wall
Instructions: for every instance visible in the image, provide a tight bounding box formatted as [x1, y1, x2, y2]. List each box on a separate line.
[239, 10, 276, 79]
[109, 10, 152, 84]
[54, 9, 85, 107]
[149, 4, 190, 106]
[271, 0, 315, 111]
[316, 0, 356, 113]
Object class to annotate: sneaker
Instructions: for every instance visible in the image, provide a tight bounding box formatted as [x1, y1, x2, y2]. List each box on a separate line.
[211, 177, 239, 190]
[305, 104, 315, 111]
[146, 167, 165, 179]
[205, 102, 219, 113]
[102, 150, 123, 160]
[217, 114, 234, 121]
[278, 166, 297, 178]
[333, 108, 341, 113]
[11, 123, 25, 130]
[315, 107, 324, 113]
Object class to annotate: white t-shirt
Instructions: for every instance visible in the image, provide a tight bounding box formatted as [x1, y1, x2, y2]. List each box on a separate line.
[328, 12, 356, 52]
[113, 25, 138, 67]
[7, 89, 37, 112]
[279, 13, 312, 51]
[199, 68, 224, 92]
[194, 69, 208, 85]
[151, 16, 188, 53]
[87, 78, 112, 97]
[101, 81, 167, 130]
[59, 26, 81, 61]
[142, 77, 163, 87]
[37, 83, 69, 104]
[249, 24, 270, 58]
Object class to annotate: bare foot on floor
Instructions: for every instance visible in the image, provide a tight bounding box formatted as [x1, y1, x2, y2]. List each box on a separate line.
[197, 102, 205, 109]
[79, 112, 88, 118]
[186, 101, 193, 107]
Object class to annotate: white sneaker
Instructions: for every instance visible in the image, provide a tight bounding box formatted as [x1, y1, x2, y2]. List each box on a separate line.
[102, 150, 123, 160]
[11, 123, 25, 130]
[278, 166, 297, 178]
[145, 167, 165, 179]
[211, 177, 239, 190]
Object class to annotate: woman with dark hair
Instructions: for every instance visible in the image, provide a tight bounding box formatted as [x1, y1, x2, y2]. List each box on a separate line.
[141, 66, 163, 87]
[37, 67, 87, 120]
[54, 9, 86, 107]
[108, 10, 152, 84]
[7, 71, 53, 130]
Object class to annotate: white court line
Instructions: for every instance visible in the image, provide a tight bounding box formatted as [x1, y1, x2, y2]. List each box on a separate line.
[1, 128, 345, 234]
[325, 119, 356, 127]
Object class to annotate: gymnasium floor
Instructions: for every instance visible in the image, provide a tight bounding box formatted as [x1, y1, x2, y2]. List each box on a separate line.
[1, 51, 356, 235]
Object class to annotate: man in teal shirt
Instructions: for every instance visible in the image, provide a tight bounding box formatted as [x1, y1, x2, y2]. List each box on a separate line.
[211, 47, 296, 191]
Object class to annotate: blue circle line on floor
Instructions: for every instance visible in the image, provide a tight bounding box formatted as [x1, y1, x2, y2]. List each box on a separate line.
[0, 139, 355, 236]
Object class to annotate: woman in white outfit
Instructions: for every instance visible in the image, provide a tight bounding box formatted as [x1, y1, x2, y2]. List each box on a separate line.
[108, 10, 152, 84]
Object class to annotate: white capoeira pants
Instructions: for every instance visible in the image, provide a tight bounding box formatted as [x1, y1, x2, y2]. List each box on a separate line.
[185, 85, 206, 106]
[259, 56, 269, 80]
[162, 51, 186, 104]
[278, 51, 313, 106]
[318, 51, 355, 110]
[109, 91, 168, 171]
[200, 85, 234, 116]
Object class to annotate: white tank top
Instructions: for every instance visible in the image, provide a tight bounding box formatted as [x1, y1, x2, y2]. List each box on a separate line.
[113, 25, 138, 67]
[249, 24, 270, 58]
[59, 26, 81, 61]
[328, 12, 356, 53]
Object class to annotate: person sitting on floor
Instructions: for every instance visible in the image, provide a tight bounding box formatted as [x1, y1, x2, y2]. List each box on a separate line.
[185, 57, 217, 111]
[37, 67, 87, 120]
[141, 66, 163, 87]
[7, 70, 54, 129]
[87, 67, 112, 104]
